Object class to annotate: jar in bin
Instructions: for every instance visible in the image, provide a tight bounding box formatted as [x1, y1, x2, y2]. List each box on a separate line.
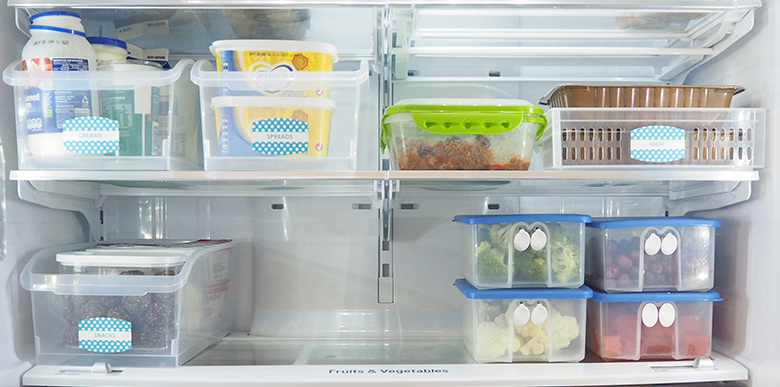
[21, 11, 97, 157]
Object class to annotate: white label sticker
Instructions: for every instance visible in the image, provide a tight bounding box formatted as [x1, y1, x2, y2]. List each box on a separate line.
[630, 125, 686, 163]
[117, 19, 170, 40]
[78, 317, 132, 353]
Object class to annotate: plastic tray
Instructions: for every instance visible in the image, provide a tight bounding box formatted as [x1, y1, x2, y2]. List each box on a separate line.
[456, 279, 592, 363]
[20, 240, 234, 367]
[537, 108, 765, 169]
[539, 84, 745, 108]
[2, 59, 201, 170]
[587, 289, 721, 361]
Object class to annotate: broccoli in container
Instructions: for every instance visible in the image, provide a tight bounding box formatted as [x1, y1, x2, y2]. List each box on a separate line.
[455, 214, 591, 288]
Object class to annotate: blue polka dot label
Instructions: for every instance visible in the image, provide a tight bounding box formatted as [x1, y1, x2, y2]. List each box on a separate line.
[62, 116, 120, 154]
[630, 125, 686, 163]
[78, 317, 132, 353]
[251, 118, 309, 156]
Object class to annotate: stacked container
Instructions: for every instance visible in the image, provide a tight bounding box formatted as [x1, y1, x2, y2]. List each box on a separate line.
[585, 217, 722, 361]
[452, 214, 593, 363]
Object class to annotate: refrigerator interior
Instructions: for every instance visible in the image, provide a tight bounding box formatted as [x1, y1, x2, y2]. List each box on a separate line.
[0, 0, 775, 386]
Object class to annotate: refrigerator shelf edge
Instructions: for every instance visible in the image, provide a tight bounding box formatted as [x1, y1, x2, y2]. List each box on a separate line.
[22, 349, 748, 387]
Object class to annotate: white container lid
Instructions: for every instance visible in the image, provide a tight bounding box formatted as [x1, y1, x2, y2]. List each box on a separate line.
[211, 96, 336, 111]
[209, 39, 339, 64]
[56, 250, 188, 268]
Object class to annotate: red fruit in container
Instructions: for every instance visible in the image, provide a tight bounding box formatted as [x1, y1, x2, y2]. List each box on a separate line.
[605, 264, 621, 279]
[616, 254, 632, 269]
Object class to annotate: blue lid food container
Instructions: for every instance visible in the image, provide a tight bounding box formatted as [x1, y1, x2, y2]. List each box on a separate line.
[455, 279, 592, 363]
[454, 214, 591, 289]
[587, 289, 721, 361]
[585, 217, 720, 293]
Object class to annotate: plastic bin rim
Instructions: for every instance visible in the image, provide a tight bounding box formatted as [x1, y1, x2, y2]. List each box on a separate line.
[2, 58, 193, 88]
[453, 213, 592, 225]
[587, 217, 721, 229]
[211, 96, 336, 111]
[454, 279, 593, 299]
[209, 39, 339, 64]
[189, 59, 369, 87]
[56, 251, 189, 267]
[591, 289, 722, 302]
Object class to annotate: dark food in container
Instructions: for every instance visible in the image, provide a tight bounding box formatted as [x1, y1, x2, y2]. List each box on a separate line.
[539, 84, 745, 108]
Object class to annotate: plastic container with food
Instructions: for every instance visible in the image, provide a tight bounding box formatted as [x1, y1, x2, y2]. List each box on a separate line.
[585, 217, 720, 293]
[539, 84, 745, 108]
[455, 279, 592, 363]
[19, 240, 235, 367]
[454, 214, 591, 289]
[588, 289, 721, 361]
[210, 96, 335, 159]
[209, 39, 338, 98]
[381, 99, 547, 170]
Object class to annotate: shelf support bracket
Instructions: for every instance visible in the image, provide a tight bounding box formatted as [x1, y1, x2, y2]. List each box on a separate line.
[377, 178, 398, 303]
[18, 180, 104, 242]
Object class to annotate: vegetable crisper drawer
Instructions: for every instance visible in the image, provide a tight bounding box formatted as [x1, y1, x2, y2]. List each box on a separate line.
[585, 217, 720, 293]
[456, 279, 592, 363]
[2, 60, 201, 170]
[190, 59, 370, 171]
[19, 240, 234, 367]
[537, 108, 765, 169]
[454, 214, 591, 289]
[588, 290, 721, 361]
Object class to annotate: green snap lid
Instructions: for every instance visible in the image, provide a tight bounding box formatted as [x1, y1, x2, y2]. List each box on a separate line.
[381, 99, 548, 150]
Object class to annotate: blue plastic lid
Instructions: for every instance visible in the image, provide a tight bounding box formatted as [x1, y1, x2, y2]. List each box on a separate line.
[30, 11, 81, 22]
[588, 217, 721, 229]
[454, 279, 593, 300]
[87, 36, 128, 49]
[453, 214, 592, 225]
[591, 289, 722, 303]
[28, 25, 87, 38]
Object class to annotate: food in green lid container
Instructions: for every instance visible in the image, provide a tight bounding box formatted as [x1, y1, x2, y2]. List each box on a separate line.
[381, 99, 548, 170]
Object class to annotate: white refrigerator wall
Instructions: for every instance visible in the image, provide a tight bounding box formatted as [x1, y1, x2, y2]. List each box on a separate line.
[0, 5, 91, 386]
[687, 1, 780, 385]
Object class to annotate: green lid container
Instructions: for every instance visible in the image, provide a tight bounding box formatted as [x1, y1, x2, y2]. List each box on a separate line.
[381, 99, 548, 171]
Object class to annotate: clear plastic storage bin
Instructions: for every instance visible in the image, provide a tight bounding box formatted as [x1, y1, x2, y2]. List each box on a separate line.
[588, 289, 721, 361]
[537, 108, 765, 170]
[454, 214, 591, 289]
[190, 59, 369, 171]
[586, 217, 720, 293]
[2, 59, 201, 170]
[455, 279, 592, 363]
[381, 99, 547, 170]
[20, 240, 234, 367]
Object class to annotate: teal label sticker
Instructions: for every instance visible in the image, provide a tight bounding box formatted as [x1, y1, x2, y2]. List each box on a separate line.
[62, 116, 120, 154]
[251, 117, 309, 155]
[78, 317, 132, 353]
[630, 125, 686, 163]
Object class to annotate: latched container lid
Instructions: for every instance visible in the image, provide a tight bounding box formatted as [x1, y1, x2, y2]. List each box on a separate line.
[381, 99, 548, 150]
[591, 288, 722, 303]
[455, 279, 593, 300]
[587, 217, 721, 229]
[454, 213, 591, 225]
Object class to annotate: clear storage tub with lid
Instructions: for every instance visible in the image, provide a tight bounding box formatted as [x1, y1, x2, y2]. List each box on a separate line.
[20, 240, 234, 367]
[455, 279, 592, 363]
[454, 214, 591, 289]
[381, 99, 547, 170]
[587, 289, 721, 361]
[585, 217, 720, 293]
